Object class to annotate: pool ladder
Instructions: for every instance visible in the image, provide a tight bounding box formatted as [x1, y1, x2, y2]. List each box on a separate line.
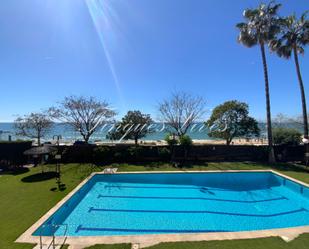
[39, 224, 68, 249]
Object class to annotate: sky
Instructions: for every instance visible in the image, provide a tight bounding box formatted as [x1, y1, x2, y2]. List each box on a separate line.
[0, 0, 308, 122]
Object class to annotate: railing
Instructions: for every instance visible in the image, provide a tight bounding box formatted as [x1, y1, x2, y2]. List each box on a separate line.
[39, 223, 68, 249]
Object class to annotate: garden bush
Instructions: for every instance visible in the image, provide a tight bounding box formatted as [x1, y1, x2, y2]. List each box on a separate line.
[93, 146, 112, 164]
[158, 147, 171, 161]
[165, 134, 178, 146]
[179, 135, 193, 147]
[62, 145, 94, 163]
[0, 141, 32, 168]
[273, 128, 302, 146]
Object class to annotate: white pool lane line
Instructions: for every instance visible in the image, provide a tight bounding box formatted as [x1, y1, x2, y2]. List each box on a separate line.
[16, 169, 309, 248]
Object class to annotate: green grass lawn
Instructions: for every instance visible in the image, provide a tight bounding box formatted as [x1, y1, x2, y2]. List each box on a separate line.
[84, 235, 309, 249]
[1, 162, 309, 249]
[0, 163, 100, 249]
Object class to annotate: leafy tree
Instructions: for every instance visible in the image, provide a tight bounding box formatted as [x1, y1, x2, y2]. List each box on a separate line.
[14, 112, 53, 145]
[206, 101, 260, 145]
[179, 135, 193, 161]
[158, 92, 206, 136]
[164, 133, 193, 162]
[179, 135, 193, 147]
[164, 133, 179, 147]
[107, 110, 153, 145]
[164, 133, 179, 162]
[49, 96, 116, 143]
[273, 127, 302, 145]
[236, 2, 281, 162]
[269, 12, 309, 151]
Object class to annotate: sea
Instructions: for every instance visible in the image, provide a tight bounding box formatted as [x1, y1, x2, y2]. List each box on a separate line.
[0, 122, 303, 143]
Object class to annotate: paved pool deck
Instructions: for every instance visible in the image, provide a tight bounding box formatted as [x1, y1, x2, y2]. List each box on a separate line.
[16, 169, 309, 248]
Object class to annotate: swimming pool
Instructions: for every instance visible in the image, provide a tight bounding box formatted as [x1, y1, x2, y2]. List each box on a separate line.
[34, 171, 309, 237]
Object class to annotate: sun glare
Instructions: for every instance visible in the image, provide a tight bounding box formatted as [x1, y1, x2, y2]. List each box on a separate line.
[85, 0, 125, 106]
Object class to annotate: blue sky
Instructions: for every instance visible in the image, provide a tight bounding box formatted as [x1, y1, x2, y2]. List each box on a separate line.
[0, 0, 308, 121]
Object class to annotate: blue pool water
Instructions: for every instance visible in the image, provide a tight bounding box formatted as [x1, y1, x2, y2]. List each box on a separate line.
[35, 172, 309, 236]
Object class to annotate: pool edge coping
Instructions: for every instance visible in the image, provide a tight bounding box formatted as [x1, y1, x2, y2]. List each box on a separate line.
[15, 169, 309, 247]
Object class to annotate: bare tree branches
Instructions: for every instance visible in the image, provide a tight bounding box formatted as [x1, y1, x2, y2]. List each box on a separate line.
[158, 92, 206, 136]
[14, 112, 53, 145]
[49, 96, 116, 143]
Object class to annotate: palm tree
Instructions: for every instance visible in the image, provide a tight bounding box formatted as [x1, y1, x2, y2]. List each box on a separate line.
[236, 2, 282, 163]
[269, 12, 309, 159]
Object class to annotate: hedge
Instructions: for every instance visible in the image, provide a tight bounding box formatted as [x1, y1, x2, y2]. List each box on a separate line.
[0, 141, 32, 168]
[56, 144, 304, 164]
[0, 143, 306, 167]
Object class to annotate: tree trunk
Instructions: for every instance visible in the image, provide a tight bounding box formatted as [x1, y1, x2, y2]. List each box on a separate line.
[84, 134, 89, 144]
[226, 139, 231, 146]
[260, 42, 275, 163]
[293, 45, 309, 163]
[37, 134, 41, 146]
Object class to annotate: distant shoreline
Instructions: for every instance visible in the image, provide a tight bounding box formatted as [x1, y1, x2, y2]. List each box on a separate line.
[22, 138, 266, 146]
[0, 121, 304, 146]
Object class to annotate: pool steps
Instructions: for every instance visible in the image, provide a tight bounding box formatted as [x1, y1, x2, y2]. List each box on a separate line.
[38, 224, 68, 249]
[15, 170, 309, 249]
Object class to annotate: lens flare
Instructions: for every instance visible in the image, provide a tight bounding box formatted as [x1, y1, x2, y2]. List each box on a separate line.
[85, 0, 125, 107]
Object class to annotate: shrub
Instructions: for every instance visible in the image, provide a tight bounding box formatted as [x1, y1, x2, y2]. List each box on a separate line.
[93, 146, 112, 164]
[158, 147, 171, 161]
[164, 134, 178, 146]
[0, 141, 32, 167]
[113, 151, 123, 161]
[128, 146, 144, 158]
[179, 135, 193, 147]
[113, 147, 130, 162]
[179, 135, 193, 161]
[62, 145, 94, 163]
[273, 128, 302, 146]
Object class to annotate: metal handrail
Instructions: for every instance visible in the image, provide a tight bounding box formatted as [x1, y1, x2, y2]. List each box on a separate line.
[39, 223, 68, 249]
[59, 224, 68, 248]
